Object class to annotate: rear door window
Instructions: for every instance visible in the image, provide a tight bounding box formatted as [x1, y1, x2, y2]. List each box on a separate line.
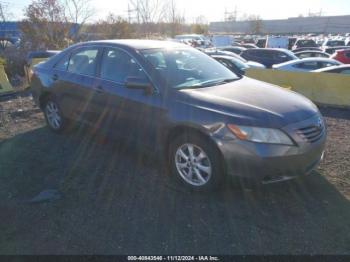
[340, 69, 350, 74]
[275, 52, 289, 60]
[320, 62, 337, 68]
[246, 49, 259, 57]
[294, 61, 319, 70]
[298, 53, 310, 59]
[68, 48, 99, 77]
[54, 54, 71, 71]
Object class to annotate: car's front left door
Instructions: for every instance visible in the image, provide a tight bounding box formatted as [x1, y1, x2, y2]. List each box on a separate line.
[93, 47, 166, 148]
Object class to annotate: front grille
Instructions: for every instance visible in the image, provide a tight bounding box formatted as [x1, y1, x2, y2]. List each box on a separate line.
[297, 125, 324, 143]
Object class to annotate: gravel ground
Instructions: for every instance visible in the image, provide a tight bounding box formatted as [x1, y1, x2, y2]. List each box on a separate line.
[0, 93, 349, 255]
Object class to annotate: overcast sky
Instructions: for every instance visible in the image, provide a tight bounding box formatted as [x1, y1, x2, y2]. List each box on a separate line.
[9, 0, 350, 22]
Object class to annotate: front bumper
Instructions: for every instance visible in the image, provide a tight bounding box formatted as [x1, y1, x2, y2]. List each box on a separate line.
[214, 115, 327, 184]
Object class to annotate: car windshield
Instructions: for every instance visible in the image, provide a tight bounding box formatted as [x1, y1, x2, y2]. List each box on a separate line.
[141, 48, 239, 89]
[327, 40, 345, 46]
[297, 40, 318, 47]
[228, 57, 249, 70]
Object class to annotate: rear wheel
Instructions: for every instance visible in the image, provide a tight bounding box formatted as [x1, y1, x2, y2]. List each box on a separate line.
[169, 133, 224, 192]
[43, 98, 70, 133]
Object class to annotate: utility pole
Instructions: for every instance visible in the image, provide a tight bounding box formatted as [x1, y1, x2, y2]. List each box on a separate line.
[0, 1, 9, 22]
[127, 4, 131, 23]
[126, 1, 140, 24]
[224, 6, 237, 22]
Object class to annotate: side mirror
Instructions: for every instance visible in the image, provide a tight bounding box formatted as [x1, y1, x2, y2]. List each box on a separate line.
[125, 77, 153, 94]
[239, 69, 246, 76]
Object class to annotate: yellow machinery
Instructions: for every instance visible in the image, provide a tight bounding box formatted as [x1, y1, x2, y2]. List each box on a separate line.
[246, 68, 350, 108]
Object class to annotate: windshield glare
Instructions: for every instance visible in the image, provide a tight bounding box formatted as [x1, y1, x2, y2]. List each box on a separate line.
[141, 48, 239, 89]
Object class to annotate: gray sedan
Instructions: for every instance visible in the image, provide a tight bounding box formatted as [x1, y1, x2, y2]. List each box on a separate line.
[31, 40, 326, 192]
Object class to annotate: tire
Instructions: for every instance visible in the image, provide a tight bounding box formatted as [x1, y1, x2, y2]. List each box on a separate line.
[169, 133, 224, 192]
[43, 97, 70, 133]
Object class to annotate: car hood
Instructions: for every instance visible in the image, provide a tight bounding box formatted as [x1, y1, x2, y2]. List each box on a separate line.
[179, 77, 319, 128]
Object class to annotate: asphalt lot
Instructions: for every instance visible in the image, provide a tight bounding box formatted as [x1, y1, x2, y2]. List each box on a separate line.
[0, 94, 350, 255]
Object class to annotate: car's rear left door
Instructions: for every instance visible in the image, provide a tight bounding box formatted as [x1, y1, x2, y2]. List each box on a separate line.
[53, 46, 102, 123]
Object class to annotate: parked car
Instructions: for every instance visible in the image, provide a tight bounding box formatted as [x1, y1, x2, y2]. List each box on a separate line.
[217, 46, 247, 55]
[272, 58, 341, 72]
[174, 34, 211, 48]
[25, 50, 60, 85]
[266, 36, 289, 49]
[25, 50, 60, 66]
[313, 64, 350, 74]
[331, 49, 350, 64]
[292, 47, 322, 53]
[292, 39, 318, 50]
[294, 51, 330, 59]
[203, 49, 247, 62]
[31, 40, 326, 191]
[212, 55, 265, 75]
[288, 37, 297, 50]
[240, 43, 258, 49]
[241, 48, 298, 68]
[322, 39, 346, 48]
[255, 38, 266, 48]
[324, 46, 350, 55]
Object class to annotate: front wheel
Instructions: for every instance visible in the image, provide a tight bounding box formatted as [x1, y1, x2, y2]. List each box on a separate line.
[169, 133, 224, 192]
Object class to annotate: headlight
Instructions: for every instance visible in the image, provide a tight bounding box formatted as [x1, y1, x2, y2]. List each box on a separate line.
[227, 124, 294, 146]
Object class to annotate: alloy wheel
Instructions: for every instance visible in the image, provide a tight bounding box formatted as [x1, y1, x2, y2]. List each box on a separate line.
[175, 143, 212, 186]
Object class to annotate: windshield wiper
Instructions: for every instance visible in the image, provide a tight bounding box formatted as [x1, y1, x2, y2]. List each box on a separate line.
[178, 78, 238, 90]
[197, 78, 238, 87]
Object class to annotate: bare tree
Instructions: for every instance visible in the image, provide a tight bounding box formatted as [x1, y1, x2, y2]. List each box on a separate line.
[247, 15, 263, 34]
[166, 0, 185, 37]
[0, 2, 10, 22]
[128, 0, 166, 35]
[64, 0, 94, 40]
[20, 0, 71, 50]
[88, 13, 133, 40]
[191, 15, 208, 35]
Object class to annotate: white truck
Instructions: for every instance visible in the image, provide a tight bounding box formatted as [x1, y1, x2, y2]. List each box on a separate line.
[265, 36, 289, 49]
[211, 35, 235, 47]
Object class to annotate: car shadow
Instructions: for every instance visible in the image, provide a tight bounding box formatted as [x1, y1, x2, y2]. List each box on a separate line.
[319, 106, 350, 120]
[0, 126, 349, 255]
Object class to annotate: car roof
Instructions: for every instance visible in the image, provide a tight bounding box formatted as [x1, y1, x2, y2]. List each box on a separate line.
[295, 50, 326, 54]
[335, 48, 350, 53]
[314, 64, 350, 72]
[246, 48, 289, 52]
[295, 39, 316, 42]
[219, 46, 246, 49]
[274, 57, 339, 67]
[295, 57, 338, 62]
[80, 39, 189, 50]
[326, 46, 350, 50]
[212, 55, 243, 61]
